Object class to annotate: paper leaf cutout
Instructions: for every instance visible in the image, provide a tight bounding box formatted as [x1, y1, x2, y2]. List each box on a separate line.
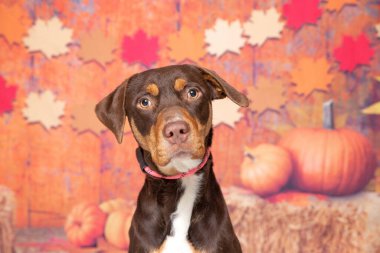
[0, 4, 31, 44]
[324, 0, 358, 11]
[78, 29, 116, 66]
[290, 57, 333, 95]
[376, 24, 380, 38]
[283, 0, 322, 29]
[71, 102, 107, 134]
[168, 27, 206, 62]
[247, 78, 287, 113]
[212, 98, 244, 127]
[0, 76, 18, 115]
[23, 90, 65, 129]
[205, 19, 245, 57]
[362, 102, 380, 115]
[121, 30, 159, 66]
[243, 8, 285, 47]
[333, 33, 374, 72]
[23, 17, 73, 58]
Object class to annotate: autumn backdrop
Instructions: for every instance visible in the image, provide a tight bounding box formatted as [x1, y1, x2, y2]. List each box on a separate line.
[0, 0, 379, 228]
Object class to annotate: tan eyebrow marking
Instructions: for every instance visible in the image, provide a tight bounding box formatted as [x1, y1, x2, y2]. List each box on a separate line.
[174, 78, 186, 91]
[146, 83, 159, 96]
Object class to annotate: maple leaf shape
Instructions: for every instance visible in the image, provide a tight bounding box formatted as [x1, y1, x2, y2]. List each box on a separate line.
[243, 8, 285, 47]
[324, 0, 358, 11]
[0, 4, 32, 44]
[333, 33, 374, 72]
[212, 98, 244, 127]
[290, 57, 333, 95]
[283, 0, 322, 30]
[168, 27, 206, 62]
[247, 78, 287, 113]
[22, 90, 65, 129]
[78, 29, 117, 66]
[121, 30, 159, 66]
[205, 19, 245, 57]
[23, 17, 73, 58]
[0, 76, 18, 115]
[71, 102, 107, 135]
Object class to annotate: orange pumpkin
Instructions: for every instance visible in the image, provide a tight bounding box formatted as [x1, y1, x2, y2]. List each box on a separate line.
[279, 101, 377, 196]
[64, 202, 107, 247]
[240, 144, 293, 196]
[99, 198, 128, 214]
[104, 210, 133, 249]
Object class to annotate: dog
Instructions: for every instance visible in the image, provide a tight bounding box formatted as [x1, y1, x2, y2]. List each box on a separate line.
[95, 64, 249, 253]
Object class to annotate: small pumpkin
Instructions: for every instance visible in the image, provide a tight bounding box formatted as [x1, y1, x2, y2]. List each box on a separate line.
[104, 210, 133, 249]
[64, 202, 107, 247]
[265, 190, 328, 207]
[99, 198, 128, 214]
[279, 101, 377, 196]
[240, 143, 293, 196]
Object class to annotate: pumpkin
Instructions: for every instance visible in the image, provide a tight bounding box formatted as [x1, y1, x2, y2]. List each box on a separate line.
[240, 143, 293, 196]
[104, 210, 133, 249]
[99, 198, 128, 214]
[64, 202, 107, 247]
[279, 101, 377, 196]
[265, 190, 328, 207]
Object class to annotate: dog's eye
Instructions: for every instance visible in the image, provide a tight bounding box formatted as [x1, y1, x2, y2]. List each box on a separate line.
[138, 97, 152, 108]
[187, 88, 200, 100]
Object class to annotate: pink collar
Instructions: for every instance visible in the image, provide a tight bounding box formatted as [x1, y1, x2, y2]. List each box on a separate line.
[136, 148, 211, 180]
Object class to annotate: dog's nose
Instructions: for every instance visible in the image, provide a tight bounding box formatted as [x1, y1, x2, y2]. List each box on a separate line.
[163, 121, 190, 144]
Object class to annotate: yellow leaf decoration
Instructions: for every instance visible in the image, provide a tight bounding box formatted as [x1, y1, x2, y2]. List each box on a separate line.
[324, 0, 358, 12]
[290, 57, 334, 95]
[247, 78, 287, 113]
[168, 27, 206, 63]
[362, 102, 380, 115]
[78, 29, 117, 66]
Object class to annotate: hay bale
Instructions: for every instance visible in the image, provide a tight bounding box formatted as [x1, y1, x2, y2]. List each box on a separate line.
[224, 187, 380, 253]
[0, 185, 15, 253]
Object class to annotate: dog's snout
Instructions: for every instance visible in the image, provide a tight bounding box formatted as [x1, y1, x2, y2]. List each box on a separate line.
[163, 121, 190, 144]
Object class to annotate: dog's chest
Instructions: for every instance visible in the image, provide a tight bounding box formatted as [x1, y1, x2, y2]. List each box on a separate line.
[154, 174, 203, 253]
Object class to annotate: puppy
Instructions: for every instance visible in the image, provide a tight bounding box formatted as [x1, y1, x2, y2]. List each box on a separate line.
[96, 64, 249, 253]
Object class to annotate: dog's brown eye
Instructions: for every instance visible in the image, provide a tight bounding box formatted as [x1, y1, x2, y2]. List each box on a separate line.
[187, 88, 200, 99]
[139, 98, 151, 108]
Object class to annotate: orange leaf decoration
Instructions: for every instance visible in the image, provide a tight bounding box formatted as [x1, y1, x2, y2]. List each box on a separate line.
[0, 3, 31, 44]
[71, 102, 107, 135]
[324, 0, 358, 12]
[167, 27, 206, 63]
[290, 57, 333, 95]
[247, 78, 287, 113]
[78, 29, 117, 66]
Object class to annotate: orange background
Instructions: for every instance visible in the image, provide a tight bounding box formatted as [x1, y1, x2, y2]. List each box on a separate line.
[0, 0, 379, 228]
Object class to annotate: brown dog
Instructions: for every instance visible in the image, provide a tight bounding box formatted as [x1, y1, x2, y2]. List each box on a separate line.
[96, 64, 249, 253]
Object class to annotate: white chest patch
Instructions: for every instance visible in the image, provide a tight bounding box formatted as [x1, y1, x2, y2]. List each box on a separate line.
[161, 174, 203, 253]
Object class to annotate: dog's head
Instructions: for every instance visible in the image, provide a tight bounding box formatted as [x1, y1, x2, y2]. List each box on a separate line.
[96, 65, 249, 175]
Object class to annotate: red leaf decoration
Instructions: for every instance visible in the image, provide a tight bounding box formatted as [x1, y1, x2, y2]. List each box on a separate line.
[283, 0, 322, 29]
[333, 33, 374, 72]
[0, 76, 18, 115]
[121, 30, 159, 66]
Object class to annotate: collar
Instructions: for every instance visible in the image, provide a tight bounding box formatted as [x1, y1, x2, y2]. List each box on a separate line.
[136, 148, 211, 180]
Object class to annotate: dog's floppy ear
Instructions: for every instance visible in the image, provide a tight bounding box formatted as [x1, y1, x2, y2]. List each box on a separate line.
[95, 79, 128, 143]
[196, 66, 249, 107]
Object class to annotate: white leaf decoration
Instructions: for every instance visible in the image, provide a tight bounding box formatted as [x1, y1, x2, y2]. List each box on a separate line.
[23, 17, 73, 58]
[212, 98, 243, 127]
[23, 90, 65, 129]
[243, 8, 284, 47]
[376, 24, 380, 38]
[205, 19, 245, 57]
